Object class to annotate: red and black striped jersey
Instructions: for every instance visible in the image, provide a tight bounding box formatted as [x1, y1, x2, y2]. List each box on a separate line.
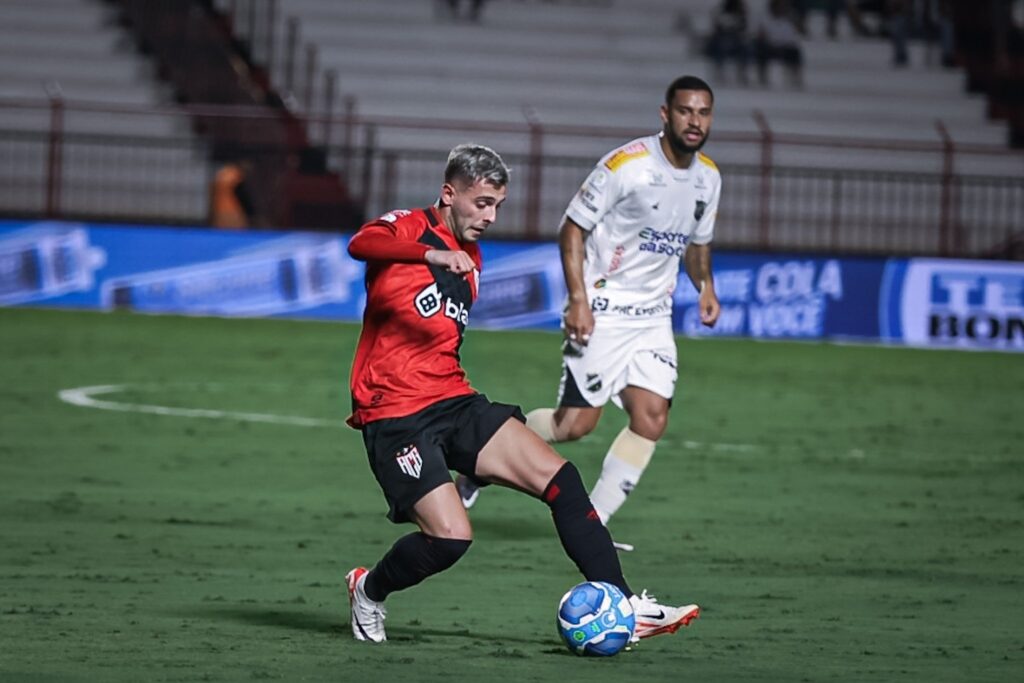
[347, 206, 481, 428]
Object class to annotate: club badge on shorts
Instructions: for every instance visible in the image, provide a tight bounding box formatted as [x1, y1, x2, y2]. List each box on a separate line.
[395, 444, 422, 479]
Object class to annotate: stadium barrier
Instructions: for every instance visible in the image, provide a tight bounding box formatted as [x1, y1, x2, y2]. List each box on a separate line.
[1, 97, 1023, 257]
[2, 219, 1021, 353]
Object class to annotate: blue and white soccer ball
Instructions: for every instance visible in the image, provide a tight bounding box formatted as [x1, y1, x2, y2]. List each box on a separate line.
[556, 581, 635, 657]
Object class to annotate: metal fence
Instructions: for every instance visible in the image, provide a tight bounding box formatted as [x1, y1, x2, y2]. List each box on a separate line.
[1, 97, 1023, 257]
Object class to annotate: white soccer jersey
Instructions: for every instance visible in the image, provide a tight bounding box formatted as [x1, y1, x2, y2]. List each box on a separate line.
[563, 133, 721, 327]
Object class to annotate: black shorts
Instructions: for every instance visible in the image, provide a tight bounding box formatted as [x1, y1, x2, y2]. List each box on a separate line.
[360, 393, 525, 523]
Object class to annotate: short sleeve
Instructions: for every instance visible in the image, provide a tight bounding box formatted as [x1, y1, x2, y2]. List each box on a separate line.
[563, 163, 624, 232]
[690, 176, 721, 245]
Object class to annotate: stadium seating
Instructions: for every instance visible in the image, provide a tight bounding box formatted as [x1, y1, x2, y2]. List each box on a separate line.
[224, 0, 1019, 248]
[261, 0, 1016, 157]
[0, 0, 210, 223]
[2, 0, 1021, 250]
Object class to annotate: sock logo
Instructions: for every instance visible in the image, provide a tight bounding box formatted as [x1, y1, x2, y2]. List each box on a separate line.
[395, 444, 422, 479]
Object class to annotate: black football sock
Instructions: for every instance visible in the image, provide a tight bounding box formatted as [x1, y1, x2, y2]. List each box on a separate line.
[363, 532, 471, 602]
[542, 462, 633, 598]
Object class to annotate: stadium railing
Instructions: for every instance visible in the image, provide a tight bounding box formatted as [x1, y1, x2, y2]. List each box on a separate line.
[1, 96, 1022, 258]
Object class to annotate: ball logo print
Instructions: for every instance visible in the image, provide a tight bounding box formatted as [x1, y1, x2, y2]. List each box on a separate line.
[556, 581, 635, 656]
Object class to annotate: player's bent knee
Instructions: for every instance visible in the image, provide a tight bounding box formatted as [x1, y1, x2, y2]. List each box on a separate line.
[427, 536, 473, 572]
[630, 412, 668, 441]
[554, 409, 600, 442]
[563, 421, 596, 442]
[430, 520, 473, 542]
[541, 461, 590, 511]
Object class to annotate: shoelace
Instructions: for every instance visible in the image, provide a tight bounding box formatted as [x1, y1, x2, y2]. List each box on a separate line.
[633, 589, 665, 616]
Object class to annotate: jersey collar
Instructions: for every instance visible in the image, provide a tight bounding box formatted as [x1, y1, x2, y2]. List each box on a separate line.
[654, 132, 698, 176]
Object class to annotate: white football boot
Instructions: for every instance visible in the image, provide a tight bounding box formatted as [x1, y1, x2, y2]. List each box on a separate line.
[346, 567, 387, 643]
[455, 474, 480, 509]
[629, 590, 700, 642]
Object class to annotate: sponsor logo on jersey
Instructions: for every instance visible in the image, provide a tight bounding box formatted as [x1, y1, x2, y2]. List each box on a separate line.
[379, 209, 412, 223]
[647, 170, 666, 187]
[610, 301, 673, 317]
[589, 169, 608, 187]
[395, 444, 423, 479]
[414, 282, 470, 325]
[577, 195, 600, 213]
[639, 226, 689, 257]
[639, 227, 689, 244]
[650, 351, 677, 369]
[604, 143, 650, 171]
[694, 200, 707, 221]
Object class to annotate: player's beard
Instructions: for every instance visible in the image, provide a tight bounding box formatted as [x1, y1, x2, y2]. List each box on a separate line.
[667, 127, 709, 156]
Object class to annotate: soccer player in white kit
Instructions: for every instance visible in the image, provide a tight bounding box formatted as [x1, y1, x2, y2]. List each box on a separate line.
[458, 76, 722, 550]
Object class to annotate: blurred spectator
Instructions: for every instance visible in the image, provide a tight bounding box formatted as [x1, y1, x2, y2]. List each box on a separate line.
[445, 0, 488, 22]
[934, 0, 956, 67]
[209, 159, 254, 229]
[753, 0, 804, 87]
[705, 0, 752, 84]
[886, 0, 912, 66]
[991, 0, 1021, 70]
[791, 0, 845, 38]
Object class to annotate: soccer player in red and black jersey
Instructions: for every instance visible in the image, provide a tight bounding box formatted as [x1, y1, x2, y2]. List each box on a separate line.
[344, 144, 699, 644]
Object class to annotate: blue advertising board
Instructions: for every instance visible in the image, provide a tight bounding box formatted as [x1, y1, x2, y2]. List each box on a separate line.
[2, 219, 1022, 352]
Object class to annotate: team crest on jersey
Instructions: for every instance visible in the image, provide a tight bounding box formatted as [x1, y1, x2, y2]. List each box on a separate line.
[395, 445, 423, 479]
[694, 200, 707, 221]
[585, 373, 603, 393]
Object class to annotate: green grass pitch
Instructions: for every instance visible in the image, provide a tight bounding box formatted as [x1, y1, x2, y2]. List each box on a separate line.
[1, 307, 1021, 682]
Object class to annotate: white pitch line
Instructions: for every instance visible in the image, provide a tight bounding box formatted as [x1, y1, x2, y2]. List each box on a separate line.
[57, 384, 336, 428]
[57, 384, 759, 451]
[681, 439, 756, 453]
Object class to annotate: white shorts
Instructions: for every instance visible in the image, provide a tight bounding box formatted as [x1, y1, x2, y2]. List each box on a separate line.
[558, 323, 678, 409]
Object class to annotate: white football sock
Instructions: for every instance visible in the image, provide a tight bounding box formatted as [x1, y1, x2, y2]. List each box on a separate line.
[589, 427, 656, 524]
[525, 408, 557, 442]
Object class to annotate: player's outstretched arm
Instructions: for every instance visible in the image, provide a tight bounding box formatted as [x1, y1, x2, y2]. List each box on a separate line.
[347, 225, 432, 264]
[684, 243, 720, 327]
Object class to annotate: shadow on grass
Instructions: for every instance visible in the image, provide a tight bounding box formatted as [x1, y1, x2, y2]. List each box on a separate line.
[386, 624, 556, 648]
[193, 605, 559, 649]
[467, 515, 551, 541]
[194, 605, 344, 635]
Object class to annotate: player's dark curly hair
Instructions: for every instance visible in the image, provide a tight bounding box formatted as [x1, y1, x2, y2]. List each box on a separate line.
[445, 144, 510, 188]
[665, 75, 714, 105]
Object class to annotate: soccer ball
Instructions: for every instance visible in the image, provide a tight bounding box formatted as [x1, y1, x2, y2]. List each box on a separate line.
[556, 581, 635, 657]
